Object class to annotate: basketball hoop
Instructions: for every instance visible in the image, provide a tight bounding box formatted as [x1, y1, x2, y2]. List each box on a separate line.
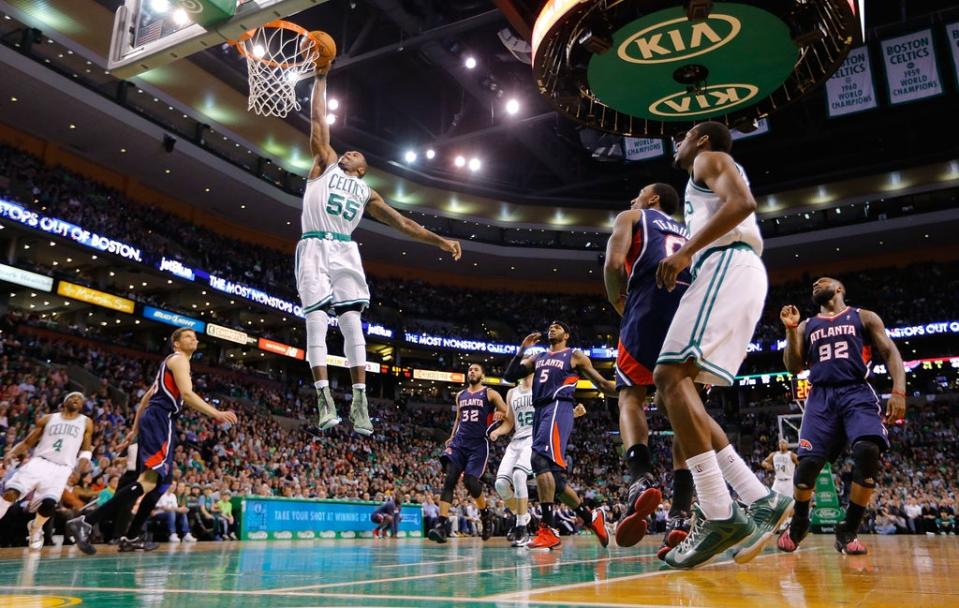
[231, 20, 321, 118]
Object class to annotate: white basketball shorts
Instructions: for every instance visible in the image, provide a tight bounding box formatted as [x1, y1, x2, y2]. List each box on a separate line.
[295, 238, 370, 314]
[657, 243, 767, 386]
[773, 478, 794, 496]
[5, 456, 73, 508]
[496, 438, 533, 480]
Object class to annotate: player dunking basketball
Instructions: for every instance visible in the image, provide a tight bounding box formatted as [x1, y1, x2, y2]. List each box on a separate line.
[777, 277, 906, 555]
[428, 364, 507, 543]
[654, 122, 793, 569]
[1, 392, 92, 550]
[68, 329, 237, 554]
[503, 322, 617, 550]
[300, 55, 462, 436]
[603, 183, 695, 556]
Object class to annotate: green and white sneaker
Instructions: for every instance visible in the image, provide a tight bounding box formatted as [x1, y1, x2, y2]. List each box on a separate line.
[316, 386, 341, 430]
[732, 490, 795, 564]
[664, 503, 755, 570]
[350, 388, 373, 436]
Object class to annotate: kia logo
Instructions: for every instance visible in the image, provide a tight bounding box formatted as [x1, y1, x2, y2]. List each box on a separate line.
[618, 14, 741, 64]
[649, 84, 758, 117]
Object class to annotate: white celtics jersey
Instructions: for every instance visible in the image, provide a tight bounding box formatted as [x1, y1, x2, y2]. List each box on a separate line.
[684, 162, 763, 265]
[509, 387, 534, 442]
[302, 163, 372, 236]
[773, 451, 795, 481]
[33, 412, 87, 467]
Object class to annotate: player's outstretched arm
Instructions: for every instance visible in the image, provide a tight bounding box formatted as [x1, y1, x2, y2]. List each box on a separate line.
[861, 309, 907, 423]
[2, 415, 50, 465]
[309, 62, 338, 179]
[604, 211, 638, 316]
[366, 190, 462, 260]
[503, 333, 540, 382]
[657, 152, 756, 290]
[572, 350, 617, 396]
[781, 305, 806, 375]
[167, 355, 238, 425]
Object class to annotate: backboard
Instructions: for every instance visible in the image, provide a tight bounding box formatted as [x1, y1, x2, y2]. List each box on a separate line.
[107, 0, 329, 79]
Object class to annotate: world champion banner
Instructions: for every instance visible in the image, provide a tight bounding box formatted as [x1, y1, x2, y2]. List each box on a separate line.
[623, 137, 664, 161]
[825, 46, 877, 117]
[881, 29, 942, 105]
[946, 22, 959, 87]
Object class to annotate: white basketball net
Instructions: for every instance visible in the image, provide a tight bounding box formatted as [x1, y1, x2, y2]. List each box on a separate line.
[237, 25, 319, 118]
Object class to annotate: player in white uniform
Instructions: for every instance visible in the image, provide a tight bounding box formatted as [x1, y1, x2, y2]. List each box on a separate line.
[654, 121, 793, 569]
[764, 440, 799, 498]
[301, 53, 462, 436]
[0, 392, 92, 550]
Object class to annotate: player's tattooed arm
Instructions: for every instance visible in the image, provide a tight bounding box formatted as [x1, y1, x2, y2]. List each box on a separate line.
[604, 211, 639, 315]
[504, 333, 539, 381]
[308, 62, 337, 178]
[366, 191, 462, 260]
[3, 415, 50, 465]
[860, 309, 907, 423]
[781, 305, 806, 375]
[571, 350, 617, 397]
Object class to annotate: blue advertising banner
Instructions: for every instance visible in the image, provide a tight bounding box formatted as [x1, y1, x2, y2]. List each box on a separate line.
[143, 306, 206, 332]
[239, 497, 423, 540]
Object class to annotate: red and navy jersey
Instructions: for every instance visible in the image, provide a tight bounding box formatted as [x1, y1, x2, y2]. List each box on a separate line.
[625, 209, 691, 294]
[149, 354, 185, 415]
[451, 387, 495, 447]
[804, 307, 872, 386]
[531, 348, 579, 407]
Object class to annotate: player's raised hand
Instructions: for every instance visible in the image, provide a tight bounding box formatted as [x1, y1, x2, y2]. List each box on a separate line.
[656, 250, 691, 292]
[520, 332, 542, 350]
[885, 392, 906, 425]
[780, 305, 801, 328]
[441, 239, 462, 261]
[216, 410, 238, 425]
[573, 403, 587, 418]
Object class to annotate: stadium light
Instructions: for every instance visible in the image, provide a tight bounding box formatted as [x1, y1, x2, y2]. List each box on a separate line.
[325, 114, 336, 125]
[172, 8, 190, 26]
[252, 44, 266, 59]
[328, 98, 339, 111]
[505, 98, 520, 115]
[454, 155, 466, 168]
[150, 0, 171, 13]
[468, 158, 481, 172]
[464, 56, 477, 69]
[404, 150, 417, 163]
[425, 149, 436, 160]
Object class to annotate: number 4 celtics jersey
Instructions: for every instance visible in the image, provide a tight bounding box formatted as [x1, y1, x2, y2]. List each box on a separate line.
[34, 412, 88, 467]
[302, 163, 372, 236]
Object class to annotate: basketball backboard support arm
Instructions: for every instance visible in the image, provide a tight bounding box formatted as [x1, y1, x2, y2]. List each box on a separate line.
[108, 0, 329, 79]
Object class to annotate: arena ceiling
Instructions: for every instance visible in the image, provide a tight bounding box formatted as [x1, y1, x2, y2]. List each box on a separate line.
[1, 0, 958, 231]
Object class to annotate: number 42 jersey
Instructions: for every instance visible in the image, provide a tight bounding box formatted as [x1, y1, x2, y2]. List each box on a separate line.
[302, 163, 372, 236]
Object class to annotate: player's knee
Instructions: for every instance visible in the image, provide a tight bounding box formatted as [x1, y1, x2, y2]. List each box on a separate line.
[37, 498, 57, 518]
[512, 470, 529, 499]
[851, 439, 881, 488]
[494, 476, 514, 500]
[794, 456, 825, 490]
[463, 475, 483, 499]
[2, 489, 19, 502]
[553, 470, 567, 495]
[139, 470, 159, 493]
[531, 452, 553, 476]
[652, 364, 683, 395]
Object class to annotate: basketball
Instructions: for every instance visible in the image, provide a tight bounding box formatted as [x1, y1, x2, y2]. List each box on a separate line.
[308, 30, 336, 67]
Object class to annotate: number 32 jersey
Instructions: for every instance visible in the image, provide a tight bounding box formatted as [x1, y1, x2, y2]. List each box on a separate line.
[302, 163, 372, 236]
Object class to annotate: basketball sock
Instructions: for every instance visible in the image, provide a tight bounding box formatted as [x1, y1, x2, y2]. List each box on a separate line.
[306, 311, 330, 368]
[126, 487, 164, 539]
[0, 498, 11, 520]
[574, 504, 591, 523]
[86, 482, 144, 526]
[32, 513, 50, 533]
[686, 451, 732, 520]
[517, 512, 531, 526]
[793, 499, 811, 522]
[716, 444, 769, 506]
[625, 443, 652, 479]
[314, 380, 329, 390]
[541, 503, 555, 528]
[843, 502, 867, 535]
[670, 469, 694, 517]
[352, 383, 366, 392]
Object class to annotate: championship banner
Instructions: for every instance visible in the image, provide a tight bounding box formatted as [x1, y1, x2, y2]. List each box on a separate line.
[881, 29, 942, 105]
[56, 281, 135, 314]
[825, 46, 878, 117]
[946, 22, 959, 86]
[731, 118, 769, 141]
[623, 137, 664, 160]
